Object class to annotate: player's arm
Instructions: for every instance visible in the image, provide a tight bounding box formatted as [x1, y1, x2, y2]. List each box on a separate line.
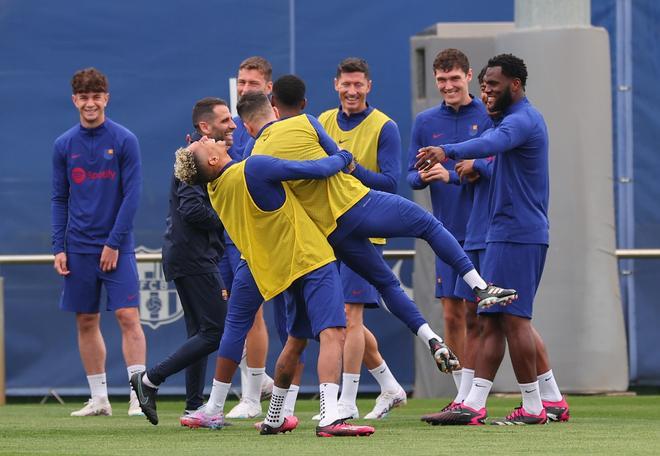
[472, 156, 494, 180]
[416, 113, 532, 167]
[258, 151, 354, 182]
[308, 114, 341, 156]
[444, 113, 532, 160]
[350, 120, 400, 193]
[51, 142, 70, 275]
[176, 180, 223, 231]
[103, 134, 141, 272]
[406, 116, 428, 189]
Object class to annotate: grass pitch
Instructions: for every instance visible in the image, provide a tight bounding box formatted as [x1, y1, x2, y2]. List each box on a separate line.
[1, 395, 659, 455]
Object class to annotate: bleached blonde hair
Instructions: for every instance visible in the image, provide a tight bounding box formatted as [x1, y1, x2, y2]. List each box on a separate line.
[174, 147, 198, 185]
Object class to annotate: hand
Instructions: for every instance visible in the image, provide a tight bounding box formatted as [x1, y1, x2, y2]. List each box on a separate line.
[465, 172, 480, 183]
[415, 146, 446, 170]
[419, 163, 450, 183]
[345, 158, 357, 174]
[100, 246, 119, 272]
[435, 341, 461, 373]
[53, 252, 70, 276]
[455, 160, 475, 179]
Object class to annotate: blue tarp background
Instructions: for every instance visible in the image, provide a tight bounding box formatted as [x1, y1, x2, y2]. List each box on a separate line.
[1, 0, 658, 394]
[0, 0, 513, 395]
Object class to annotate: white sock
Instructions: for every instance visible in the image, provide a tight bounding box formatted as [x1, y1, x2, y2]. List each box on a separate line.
[142, 373, 158, 389]
[452, 369, 462, 390]
[519, 381, 543, 415]
[463, 377, 492, 411]
[416, 323, 442, 345]
[87, 373, 108, 399]
[454, 368, 474, 404]
[369, 362, 400, 394]
[127, 364, 145, 380]
[338, 373, 360, 406]
[282, 384, 299, 417]
[264, 386, 288, 428]
[318, 383, 340, 427]
[206, 379, 231, 415]
[463, 269, 487, 290]
[537, 370, 563, 402]
[244, 367, 264, 403]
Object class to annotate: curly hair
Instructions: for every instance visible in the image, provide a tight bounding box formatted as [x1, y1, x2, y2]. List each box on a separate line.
[174, 147, 199, 185]
[487, 54, 528, 88]
[71, 67, 108, 94]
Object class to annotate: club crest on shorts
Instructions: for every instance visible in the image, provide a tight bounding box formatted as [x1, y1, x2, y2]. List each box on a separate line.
[136, 246, 183, 329]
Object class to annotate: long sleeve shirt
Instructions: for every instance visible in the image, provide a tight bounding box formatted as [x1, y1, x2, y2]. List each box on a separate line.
[161, 176, 225, 281]
[51, 118, 141, 254]
[221, 151, 354, 211]
[442, 97, 549, 245]
[407, 98, 492, 241]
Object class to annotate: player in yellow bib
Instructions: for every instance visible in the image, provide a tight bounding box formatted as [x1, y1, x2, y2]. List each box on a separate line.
[173, 137, 374, 438]
[318, 58, 406, 420]
[240, 88, 518, 374]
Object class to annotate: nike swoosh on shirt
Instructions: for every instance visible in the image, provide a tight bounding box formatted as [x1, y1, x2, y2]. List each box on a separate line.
[338, 139, 348, 144]
[71, 154, 81, 159]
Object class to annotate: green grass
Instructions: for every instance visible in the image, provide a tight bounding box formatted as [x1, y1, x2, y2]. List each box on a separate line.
[1, 396, 659, 455]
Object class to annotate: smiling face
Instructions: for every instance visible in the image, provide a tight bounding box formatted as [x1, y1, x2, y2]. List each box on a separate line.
[434, 66, 472, 110]
[237, 68, 272, 97]
[335, 71, 371, 115]
[72, 91, 109, 128]
[198, 104, 236, 147]
[483, 66, 518, 114]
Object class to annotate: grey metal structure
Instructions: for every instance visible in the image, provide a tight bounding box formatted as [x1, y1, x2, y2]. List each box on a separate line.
[411, 9, 628, 396]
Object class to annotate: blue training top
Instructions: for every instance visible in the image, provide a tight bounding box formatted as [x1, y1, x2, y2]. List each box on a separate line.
[442, 97, 549, 245]
[407, 98, 491, 241]
[51, 118, 141, 254]
[464, 157, 494, 251]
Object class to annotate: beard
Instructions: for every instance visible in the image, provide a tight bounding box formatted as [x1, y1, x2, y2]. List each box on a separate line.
[490, 86, 514, 114]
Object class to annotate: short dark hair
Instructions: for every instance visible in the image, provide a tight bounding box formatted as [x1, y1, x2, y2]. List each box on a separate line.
[192, 97, 228, 132]
[239, 56, 273, 81]
[272, 75, 306, 108]
[237, 91, 271, 122]
[433, 48, 470, 74]
[71, 68, 108, 94]
[336, 57, 370, 79]
[487, 54, 528, 88]
[477, 66, 488, 84]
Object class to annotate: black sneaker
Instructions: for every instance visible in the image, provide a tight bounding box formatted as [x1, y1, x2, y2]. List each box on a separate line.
[429, 338, 460, 373]
[491, 406, 548, 425]
[130, 372, 158, 425]
[424, 404, 487, 426]
[421, 400, 460, 422]
[473, 284, 518, 308]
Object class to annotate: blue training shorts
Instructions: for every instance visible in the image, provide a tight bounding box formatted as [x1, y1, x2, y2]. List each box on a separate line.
[338, 244, 383, 307]
[454, 249, 486, 302]
[477, 242, 548, 319]
[286, 262, 346, 340]
[435, 255, 461, 299]
[59, 252, 139, 313]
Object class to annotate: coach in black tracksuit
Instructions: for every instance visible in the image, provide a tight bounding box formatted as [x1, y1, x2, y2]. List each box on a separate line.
[145, 174, 227, 411]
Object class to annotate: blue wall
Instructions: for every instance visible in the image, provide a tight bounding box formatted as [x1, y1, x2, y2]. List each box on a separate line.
[0, 0, 515, 394]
